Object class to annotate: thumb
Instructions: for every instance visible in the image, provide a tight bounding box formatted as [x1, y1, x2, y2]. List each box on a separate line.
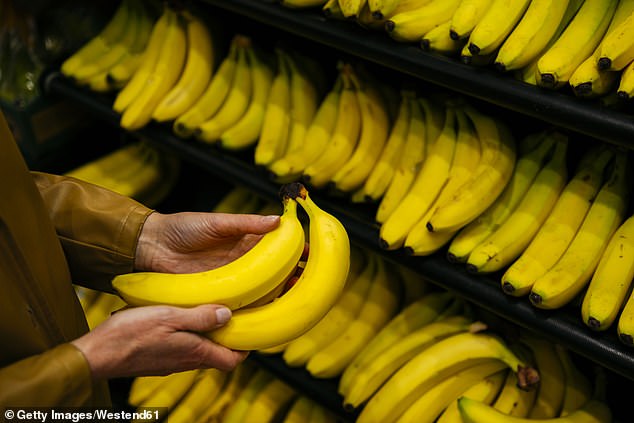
[173, 304, 233, 332]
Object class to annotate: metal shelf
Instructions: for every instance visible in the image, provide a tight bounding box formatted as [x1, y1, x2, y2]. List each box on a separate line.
[43, 72, 634, 385]
[200, 0, 634, 150]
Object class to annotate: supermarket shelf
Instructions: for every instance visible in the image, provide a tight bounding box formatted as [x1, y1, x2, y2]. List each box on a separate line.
[200, 0, 634, 150]
[43, 72, 634, 384]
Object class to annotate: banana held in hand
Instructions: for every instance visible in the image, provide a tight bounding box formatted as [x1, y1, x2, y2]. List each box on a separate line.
[112, 195, 305, 309]
[208, 183, 350, 350]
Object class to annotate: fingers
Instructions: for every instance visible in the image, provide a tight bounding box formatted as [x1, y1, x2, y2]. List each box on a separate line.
[209, 213, 280, 237]
[167, 304, 233, 332]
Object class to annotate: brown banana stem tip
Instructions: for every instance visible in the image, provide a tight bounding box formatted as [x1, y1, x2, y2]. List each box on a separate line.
[280, 182, 307, 201]
[516, 365, 540, 391]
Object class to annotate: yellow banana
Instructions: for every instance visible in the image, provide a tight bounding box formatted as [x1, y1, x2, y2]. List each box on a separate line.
[581, 214, 634, 331]
[356, 331, 538, 423]
[84, 292, 126, 330]
[617, 59, 634, 100]
[135, 369, 200, 411]
[457, 397, 612, 423]
[167, 369, 227, 423]
[172, 38, 239, 138]
[555, 345, 592, 416]
[128, 375, 166, 408]
[302, 65, 362, 189]
[305, 254, 400, 378]
[152, 12, 215, 122]
[529, 153, 630, 309]
[112, 195, 305, 309]
[241, 377, 297, 423]
[426, 106, 516, 233]
[465, 135, 568, 274]
[449, 0, 494, 41]
[208, 183, 350, 350]
[492, 363, 538, 417]
[282, 396, 315, 423]
[120, 8, 187, 130]
[421, 19, 466, 54]
[340, 0, 368, 17]
[370, 0, 436, 20]
[195, 362, 256, 422]
[323, 0, 346, 19]
[219, 47, 275, 150]
[222, 369, 274, 423]
[254, 49, 293, 167]
[617, 265, 634, 346]
[384, 0, 463, 43]
[597, 5, 634, 71]
[536, 0, 618, 89]
[466, 0, 532, 56]
[195, 39, 253, 143]
[501, 145, 615, 297]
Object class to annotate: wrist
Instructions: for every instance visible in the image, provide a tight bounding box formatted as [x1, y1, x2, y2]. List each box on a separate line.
[135, 211, 162, 272]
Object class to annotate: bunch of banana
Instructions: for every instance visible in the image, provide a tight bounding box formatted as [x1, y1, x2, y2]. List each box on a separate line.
[64, 140, 180, 208]
[280, 395, 337, 423]
[74, 287, 127, 330]
[60, 0, 157, 92]
[129, 369, 201, 419]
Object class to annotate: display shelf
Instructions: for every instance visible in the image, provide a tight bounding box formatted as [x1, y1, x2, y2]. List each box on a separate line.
[43, 72, 634, 385]
[199, 0, 634, 150]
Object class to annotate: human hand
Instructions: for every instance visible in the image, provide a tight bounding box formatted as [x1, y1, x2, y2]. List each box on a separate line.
[134, 211, 280, 273]
[71, 304, 246, 380]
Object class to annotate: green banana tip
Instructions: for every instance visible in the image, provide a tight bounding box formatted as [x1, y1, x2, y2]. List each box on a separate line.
[279, 182, 307, 201]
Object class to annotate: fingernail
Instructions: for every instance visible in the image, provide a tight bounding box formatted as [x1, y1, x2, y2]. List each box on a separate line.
[262, 215, 280, 223]
[215, 307, 232, 325]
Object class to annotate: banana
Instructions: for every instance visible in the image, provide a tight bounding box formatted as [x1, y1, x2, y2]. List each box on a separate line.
[492, 363, 538, 417]
[64, 142, 144, 185]
[329, 68, 391, 193]
[112, 195, 305, 310]
[268, 75, 343, 182]
[282, 396, 315, 423]
[167, 369, 227, 423]
[208, 183, 350, 350]
[212, 185, 255, 213]
[219, 47, 275, 150]
[403, 107, 482, 256]
[340, 0, 367, 17]
[74, 285, 100, 313]
[254, 49, 293, 167]
[617, 59, 634, 100]
[195, 362, 256, 422]
[342, 315, 479, 410]
[305, 254, 400, 378]
[84, 292, 127, 330]
[597, 4, 634, 71]
[302, 65, 362, 189]
[356, 331, 539, 423]
[323, 0, 346, 19]
[379, 105, 457, 250]
[460, 41, 497, 66]
[222, 369, 274, 423]
[616, 259, 634, 346]
[120, 7, 187, 130]
[112, 5, 170, 114]
[384, 0, 463, 43]
[310, 402, 337, 423]
[501, 145, 615, 297]
[61, 0, 131, 77]
[449, 0, 494, 41]
[436, 369, 507, 423]
[375, 96, 428, 224]
[421, 19, 466, 54]
[241, 377, 297, 423]
[151, 12, 215, 122]
[466, 0, 532, 56]
[358, 91, 413, 202]
[128, 375, 166, 408]
[465, 135, 568, 274]
[529, 153, 630, 310]
[581, 214, 634, 331]
[395, 361, 509, 423]
[370, 0, 436, 20]
[172, 38, 239, 138]
[339, 290, 456, 395]
[282, 248, 373, 367]
[536, 0, 618, 89]
[195, 38, 253, 143]
[426, 106, 516, 233]
[494, 0, 572, 72]
[555, 345, 592, 416]
[135, 369, 200, 411]
[457, 397, 612, 423]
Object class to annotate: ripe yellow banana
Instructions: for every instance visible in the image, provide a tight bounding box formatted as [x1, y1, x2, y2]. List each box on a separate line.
[112, 195, 305, 309]
[494, 0, 572, 72]
[254, 50, 293, 167]
[522, 334, 566, 418]
[356, 331, 538, 423]
[581, 214, 634, 331]
[222, 369, 274, 423]
[208, 183, 350, 350]
[501, 145, 615, 297]
[597, 4, 634, 71]
[342, 315, 478, 410]
[384, 0, 463, 43]
[457, 397, 612, 423]
[306, 254, 400, 378]
[465, 135, 568, 274]
[529, 153, 630, 309]
[282, 396, 315, 423]
[449, 0, 494, 40]
[172, 38, 239, 138]
[370, 0, 436, 20]
[120, 7, 187, 130]
[135, 369, 200, 411]
[395, 361, 508, 423]
[167, 368, 227, 423]
[617, 59, 634, 100]
[555, 345, 592, 416]
[152, 12, 215, 122]
[219, 47, 275, 150]
[492, 363, 538, 417]
[84, 292, 127, 330]
[379, 106, 457, 250]
[466, 0, 532, 56]
[329, 68, 391, 193]
[196, 39, 253, 143]
[303, 65, 362, 189]
[616, 265, 634, 346]
[421, 19, 465, 54]
[241, 377, 297, 423]
[426, 106, 516, 233]
[128, 375, 166, 408]
[340, 0, 367, 17]
[536, 0, 618, 89]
